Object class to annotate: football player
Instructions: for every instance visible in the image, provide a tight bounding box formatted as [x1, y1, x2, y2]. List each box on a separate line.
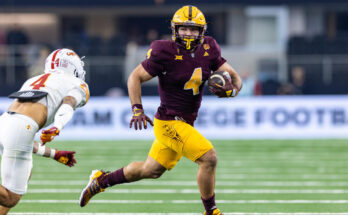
[79, 5, 242, 215]
[0, 48, 89, 214]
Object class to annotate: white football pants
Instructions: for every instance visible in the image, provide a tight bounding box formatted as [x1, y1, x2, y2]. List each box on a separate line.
[0, 112, 39, 195]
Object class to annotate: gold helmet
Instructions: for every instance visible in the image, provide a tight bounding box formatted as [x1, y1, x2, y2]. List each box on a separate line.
[171, 5, 207, 50]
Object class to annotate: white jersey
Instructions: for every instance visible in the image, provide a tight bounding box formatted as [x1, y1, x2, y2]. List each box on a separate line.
[19, 73, 90, 128]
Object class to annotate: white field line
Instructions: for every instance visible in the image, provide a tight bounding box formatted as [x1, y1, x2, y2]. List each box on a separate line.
[32, 170, 348, 175]
[217, 175, 348, 180]
[18, 200, 348, 204]
[31, 175, 348, 181]
[27, 188, 348, 194]
[9, 213, 348, 215]
[28, 180, 348, 186]
[30, 173, 348, 180]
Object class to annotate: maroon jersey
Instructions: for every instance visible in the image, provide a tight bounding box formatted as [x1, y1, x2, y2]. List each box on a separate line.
[141, 36, 226, 126]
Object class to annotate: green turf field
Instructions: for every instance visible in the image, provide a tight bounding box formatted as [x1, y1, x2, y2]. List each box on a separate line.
[9, 139, 348, 215]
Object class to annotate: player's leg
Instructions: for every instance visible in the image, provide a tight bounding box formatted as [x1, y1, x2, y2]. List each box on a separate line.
[0, 125, 16, 214]
[80, 119, 182, 207]
[0, 168, 32, 214]
[0, 205, 11, 215]
[196, 149, 222, 215]
[119, 133, 183, 182]
[0, 113, 37, 211]
[80, 141, 180, 207]
[195, 149, 217, 198]
[79, 154, 168, 207]
[123, 156, 167, 181]
[0, 148, 33, 210]
[176, 122, 221, 215]
[0, 185, 21, 209]
[97, 155, 167, 189]
[0, 141, 20, 213]
[150, 118, 221, 214]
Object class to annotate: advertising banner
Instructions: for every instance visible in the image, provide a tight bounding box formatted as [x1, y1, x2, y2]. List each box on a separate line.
[0, 96, 347, 140]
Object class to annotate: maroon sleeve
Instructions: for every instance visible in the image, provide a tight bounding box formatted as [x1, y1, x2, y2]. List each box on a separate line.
[209, 38, 227, 71]
[141, 41, 165, 77]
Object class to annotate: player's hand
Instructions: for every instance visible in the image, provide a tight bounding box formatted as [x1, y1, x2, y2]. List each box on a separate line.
[209, 74, 239, 98]
[129, 104, 154, 130]
[54, 150, 76, 167]
[41, 127, 60, 145]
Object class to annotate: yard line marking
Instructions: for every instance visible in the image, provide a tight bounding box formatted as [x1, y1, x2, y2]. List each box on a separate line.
[20, 200, 163, 204]
[31, 173, 348, 179]
[28, 180, 348, 186]
[9, 213, 348, 215]
[18, 200, 348, 204]
[218, 174, 348, 180]
[27, 188, 348, 194]
[31, 173, 348, 180]
[173, 200, 348, 204]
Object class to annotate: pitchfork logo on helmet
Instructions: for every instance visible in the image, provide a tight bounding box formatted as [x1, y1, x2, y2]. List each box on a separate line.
[44, 48, 86, 81]
[171, 5, 207, 51]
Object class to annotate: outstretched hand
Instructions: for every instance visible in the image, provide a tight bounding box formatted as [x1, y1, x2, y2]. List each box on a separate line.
[54, 150, 76, 167]
[129, 104, 153, 130]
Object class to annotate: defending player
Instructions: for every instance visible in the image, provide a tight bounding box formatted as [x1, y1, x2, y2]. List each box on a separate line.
[80, 5, 242, 215]
[0, 48, 89, 214]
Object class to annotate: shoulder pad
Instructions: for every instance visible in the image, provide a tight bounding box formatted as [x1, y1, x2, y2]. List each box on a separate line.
[149, 40, 175, 57]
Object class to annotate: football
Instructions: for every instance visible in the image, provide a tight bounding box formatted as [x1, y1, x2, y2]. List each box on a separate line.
[208, 71, 230, 87]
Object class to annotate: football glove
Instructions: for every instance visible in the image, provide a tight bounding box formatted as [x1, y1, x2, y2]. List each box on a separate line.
[54, 150, 76, 167]
[129, 104, 153, 130]
[209, 73, 239, 98]
[41, 126, 60, 145]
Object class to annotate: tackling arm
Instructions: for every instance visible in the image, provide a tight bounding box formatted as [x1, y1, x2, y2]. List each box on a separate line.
[33, 141, 55, 158]
[53, 96, 77, 130]
[33, 141, 76, 167]
[41, 96, 77, 144]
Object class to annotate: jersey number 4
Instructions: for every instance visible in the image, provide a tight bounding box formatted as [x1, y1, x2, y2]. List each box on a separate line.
[184, 67, 203, 95]
[30, 73, 51, 90]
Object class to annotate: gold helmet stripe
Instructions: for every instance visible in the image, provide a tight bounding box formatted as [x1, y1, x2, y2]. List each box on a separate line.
[188, 5, 192, 21]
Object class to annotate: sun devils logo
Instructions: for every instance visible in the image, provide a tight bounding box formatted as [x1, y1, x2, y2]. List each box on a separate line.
[203, 44, 210, 50]
[162, 125, 183, 144]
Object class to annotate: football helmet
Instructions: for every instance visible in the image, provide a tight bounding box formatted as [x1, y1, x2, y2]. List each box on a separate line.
[171, 5, 207, 50]
[44, 48, 86, 81]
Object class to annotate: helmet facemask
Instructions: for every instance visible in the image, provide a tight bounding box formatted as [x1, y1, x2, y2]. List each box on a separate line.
[172, 24, 206, 51]
[171, 5, 207, 51]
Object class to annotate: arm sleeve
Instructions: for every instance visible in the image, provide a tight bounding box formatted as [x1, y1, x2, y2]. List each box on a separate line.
[210, 38, 227, 71]
[141, 41, 165, 77]
[53, 104, 74, 130]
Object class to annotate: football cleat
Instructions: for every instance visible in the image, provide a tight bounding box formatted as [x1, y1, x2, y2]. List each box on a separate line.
[79, 170, 109, 207]
[204, 208, 223, 215]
